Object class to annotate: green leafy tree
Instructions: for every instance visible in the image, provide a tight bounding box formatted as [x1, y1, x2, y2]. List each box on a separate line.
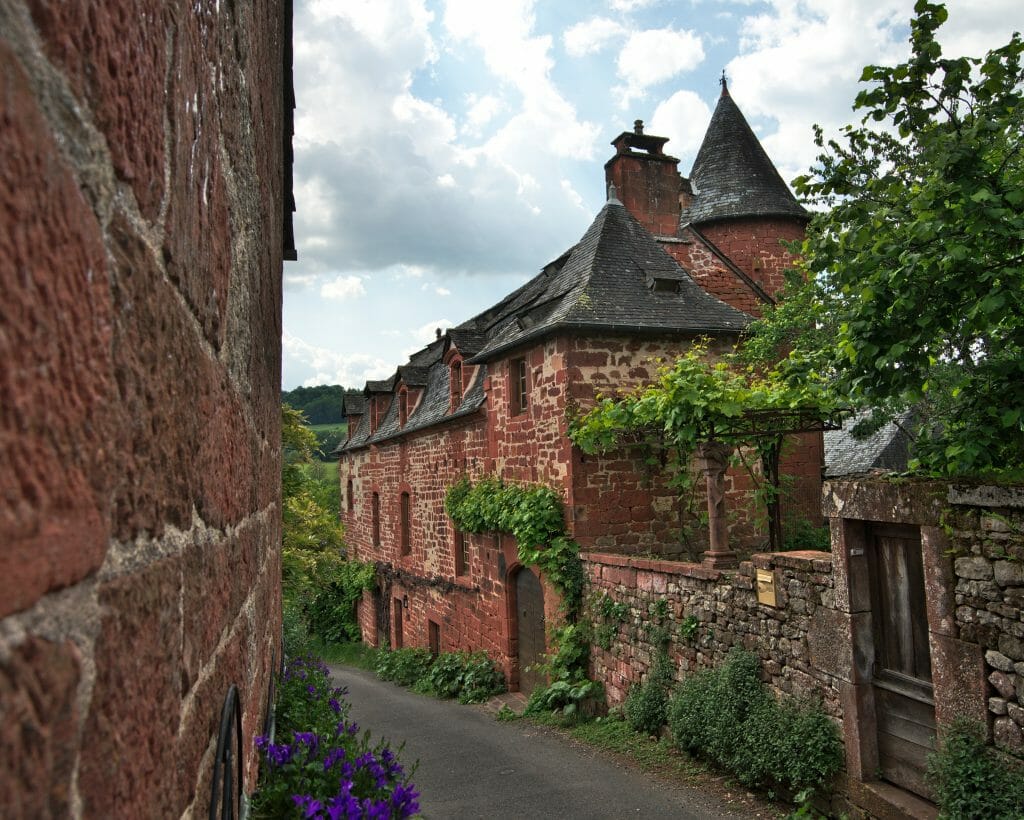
[789, 1, 1024, 474]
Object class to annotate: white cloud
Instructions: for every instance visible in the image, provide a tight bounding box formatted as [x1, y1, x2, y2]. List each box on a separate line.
[649, 90, 713, 162]
[463, 93, 504, 135]
[436, 173, 456, 188]
[283, 331, 393, 387]
[320, 275, 366, 301]
[435, 286, 452, 296]
[284, 272, 318, 291]
[563, 17, 626, 57]
[614, 28, 705, 108]
[610, 0, 659, 11]
[724, 0, 1022, 186]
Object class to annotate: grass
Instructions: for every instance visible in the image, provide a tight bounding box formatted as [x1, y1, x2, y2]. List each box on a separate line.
[311, 639, 379, 671]
[299, 460, 339, 483]
[310, 423, 347, 435]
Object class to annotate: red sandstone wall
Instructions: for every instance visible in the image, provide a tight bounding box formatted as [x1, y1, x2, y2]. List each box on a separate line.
[0, 2, 285, 816]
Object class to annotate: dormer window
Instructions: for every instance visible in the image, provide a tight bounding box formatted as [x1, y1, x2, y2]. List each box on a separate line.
[651, 277, 680, 294]
[398, 388, 408, 427]
[450, 360, 463, 411]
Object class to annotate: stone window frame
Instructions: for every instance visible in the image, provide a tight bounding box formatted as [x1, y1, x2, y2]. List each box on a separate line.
[510, 356, 529, 416]
[450, 358, 463, 412]
[398, 387, 409, 428]
[453, 526, 469, 577]
[346, 479, 354, 513]
[399, 491, 412, 556]
[371, 491, 380, 547]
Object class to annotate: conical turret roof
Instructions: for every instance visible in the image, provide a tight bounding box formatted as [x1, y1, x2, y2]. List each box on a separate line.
[685, 82, 808, 225]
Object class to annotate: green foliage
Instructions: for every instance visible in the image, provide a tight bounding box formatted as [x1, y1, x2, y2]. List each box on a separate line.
[624, 646, 674, 736]
[787, 2, 1024, 476]
[926, 718, 1024, 819]
[679, 615, 700, 644]
[591, 592, 630, 650]
[304, 558, 376, 645]
[524, 677, 603, 719]
[445, 475, 598, 712]
[418, 651, 506, 704]
[281, 384, 346, 425]
[310, 424, 348, 462]
[373, 647, 435, 688]
[445, 475, 583, 609]
[282, 597, 311, 656]
[373, 647, 505, 704]
[781, 519, 831, 552]
[668, 650, 842, 801]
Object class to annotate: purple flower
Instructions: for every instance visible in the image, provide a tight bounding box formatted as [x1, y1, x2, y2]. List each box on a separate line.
[323, 746, 347, 771]
[307, 684, 317, 696]
[328, 698, 341, 714]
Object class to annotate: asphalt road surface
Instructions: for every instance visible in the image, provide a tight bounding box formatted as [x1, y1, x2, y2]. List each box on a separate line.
[328, 664, 767, 820]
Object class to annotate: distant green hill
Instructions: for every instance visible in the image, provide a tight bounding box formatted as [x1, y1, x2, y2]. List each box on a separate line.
[282, 384, 345, 425]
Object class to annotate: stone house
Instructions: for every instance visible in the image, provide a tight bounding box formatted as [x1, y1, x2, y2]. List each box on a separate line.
[337, 83, 823, 690]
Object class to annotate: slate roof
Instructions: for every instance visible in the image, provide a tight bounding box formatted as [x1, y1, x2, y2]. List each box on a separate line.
[824, 410, 913, 477]
[465, 196, 750, 362]
[341, 390, 365, 416]
[338, 195, 751, 454]
[684, 84, 808, 226]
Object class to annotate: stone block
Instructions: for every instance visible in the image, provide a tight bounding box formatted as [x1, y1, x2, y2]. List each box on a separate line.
[0, 637, 80, 818]
[807, 608, 854, 682]
[989, 671, 1017, 700]
[78, 556, 186, 818]
[999, 633, 1024, 662]
[986, 650, 1016, 672]
[931, 634, 987, 728]
[27, 0, 167, 218]
[0, 43, 115, 618]
[955, 556, 993, 580]
[989, 697, 1009, 715]
[1008, 702, 1024, 727]
[993, 717, 1023, 753]
[994, 560, 1024, 587]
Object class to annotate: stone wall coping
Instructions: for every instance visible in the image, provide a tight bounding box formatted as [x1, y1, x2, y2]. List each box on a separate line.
[580, 551, 722, 581]
[948, 484, 1024, 509]
[752, 550, 832, 572]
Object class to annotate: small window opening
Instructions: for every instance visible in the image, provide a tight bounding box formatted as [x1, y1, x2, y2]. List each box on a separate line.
[511, 357, 528, 416]
[400, 492, 411, 555]
[372, 493, 380, 546]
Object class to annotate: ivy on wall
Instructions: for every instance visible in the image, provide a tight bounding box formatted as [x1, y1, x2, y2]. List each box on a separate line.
[444, 475, 596, 712]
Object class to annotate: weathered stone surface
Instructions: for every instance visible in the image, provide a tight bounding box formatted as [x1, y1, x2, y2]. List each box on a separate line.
[989, 671, 1018, 700]
[27, 0, 167, 218]
[932, 634, 988, 728]
[0, 42, 115, 619]
[999, 633, 1024, 662]
[955, 556, 993, 580]
[0, 637, 80, 818]
[989, 697, 1009, 715]
[994, 560, 1024, 587]
[79, 558, 185, 818]
[993, 717, 1023, 752]
[1008, 702, 1024, 727]
[948, 484, 1024, 509]
[987, 649, 1016, 672]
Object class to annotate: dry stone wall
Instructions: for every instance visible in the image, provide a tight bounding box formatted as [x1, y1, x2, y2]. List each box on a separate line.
[584, 550, 843, 715]
[0, 2, 286, 816]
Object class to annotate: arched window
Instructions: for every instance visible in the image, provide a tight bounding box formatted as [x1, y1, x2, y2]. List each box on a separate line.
[399, 492, 411, 555]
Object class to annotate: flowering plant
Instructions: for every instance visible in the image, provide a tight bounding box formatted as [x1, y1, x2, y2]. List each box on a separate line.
[253, 654, 419, 818]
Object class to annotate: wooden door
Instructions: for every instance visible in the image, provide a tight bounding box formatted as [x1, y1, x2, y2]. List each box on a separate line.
[375, 587, 390, 648]
[867, 523, 936, 798]
[515, 569, 546, 694]
[393, 598, 404, 649]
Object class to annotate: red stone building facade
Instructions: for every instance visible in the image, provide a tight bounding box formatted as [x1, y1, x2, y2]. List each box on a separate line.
[338, 84, 823, 689]
[0, 2, 291, 815]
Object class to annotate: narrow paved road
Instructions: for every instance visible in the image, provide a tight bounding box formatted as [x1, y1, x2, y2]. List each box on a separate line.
[328, 664, 768, 820]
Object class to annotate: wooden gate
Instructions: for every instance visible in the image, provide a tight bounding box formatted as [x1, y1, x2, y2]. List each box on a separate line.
[867, 523, 936, 798]
[515, 569, 546, 694]
[374, 585, 391, 648]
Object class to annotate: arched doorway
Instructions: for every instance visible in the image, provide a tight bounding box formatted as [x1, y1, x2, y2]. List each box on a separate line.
[514, 568, 546, 694]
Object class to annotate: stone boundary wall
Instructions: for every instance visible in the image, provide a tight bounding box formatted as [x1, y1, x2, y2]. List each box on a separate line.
[584, 549, 844, 716]
[1, 2, 285, 816]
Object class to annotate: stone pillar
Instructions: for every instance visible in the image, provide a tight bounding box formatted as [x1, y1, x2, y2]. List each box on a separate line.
[698, 440, 738, 569]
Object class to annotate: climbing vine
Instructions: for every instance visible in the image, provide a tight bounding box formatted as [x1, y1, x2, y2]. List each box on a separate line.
[445, 475, 595, 713]
[567, 340, 843, 549]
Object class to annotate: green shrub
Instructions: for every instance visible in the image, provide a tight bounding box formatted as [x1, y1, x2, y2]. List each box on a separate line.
[667, 649, 842, 801]
[305, 559, 375, 645]
[624, 648, 674, 735]
[420, 651, 506, 704]
[524, 678, 603, 719]
[374, 648, 435, 687]
[282, 598, 310, 656]
[781, 518, 831, 552]
[926, 718, 1024, 819]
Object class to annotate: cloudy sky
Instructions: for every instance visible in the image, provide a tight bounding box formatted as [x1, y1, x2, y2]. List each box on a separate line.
[283, 0, 1022, 389]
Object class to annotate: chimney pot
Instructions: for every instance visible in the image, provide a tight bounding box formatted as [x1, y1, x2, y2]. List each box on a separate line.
[633, 119, 644, 135]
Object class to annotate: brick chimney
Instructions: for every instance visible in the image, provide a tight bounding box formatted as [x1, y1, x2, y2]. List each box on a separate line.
[604, 119, 684, 237]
